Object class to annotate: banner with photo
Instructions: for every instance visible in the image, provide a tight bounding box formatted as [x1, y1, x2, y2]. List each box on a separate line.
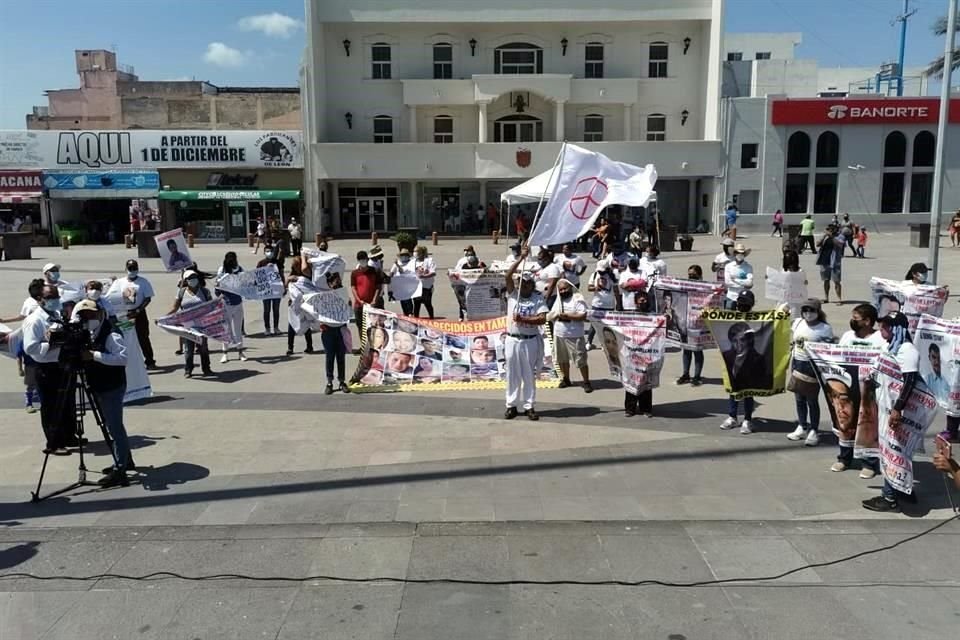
[587, 310, 666, 395]
[388, 270, 422, 302]
[301, 291, 353, 327]
[113, 318, 152, 404]
[448, 269, 508, 321]
[875, 351, 940, 495]
[305, 249, 347, 288]
[913, 314, 960, 416]
[652, 277, 724, 350]
[805, 343, 884, 460]
[156, 298, 231, 344]
[764, 267, 808, 305]
[701, 309, 792, 399]
[352, 306, 560, 391]
[870, 277, 949, 334]
[216, 264, 284, 300]
[155, 228, 193, 272]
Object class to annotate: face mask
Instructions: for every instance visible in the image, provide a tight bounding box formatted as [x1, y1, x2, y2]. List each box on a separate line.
[358, 259, 369, 268]
[802, 311, 818, 323]
[265, 252, 275, 260]
[86, 289, 102, 301]
[47, 271, 60, 283]
[560, 291, 573, 300]
[916, 273, 927, 284]
[735, 255, 745, 264]
[86, 319, 101, 336]
[399, 257, 410, 265]
[127, 270, 138, 279]
[850, 319, 864, 332]
[646, 253, 655, 261]
[42, 298, 62, 313]
[187, 277, 199, 288]
[688, 274, 700, 281]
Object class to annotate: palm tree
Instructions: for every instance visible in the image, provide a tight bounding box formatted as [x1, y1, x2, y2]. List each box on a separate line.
[925, 14, 960, 78]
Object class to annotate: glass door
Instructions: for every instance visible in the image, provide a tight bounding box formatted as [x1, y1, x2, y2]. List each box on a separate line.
[247, 201, 264, 234]
[228, 201, 246, 239]
[371, 198, 387, 231]
[265, 200, 282, 231]
[357, 198, 388, 231]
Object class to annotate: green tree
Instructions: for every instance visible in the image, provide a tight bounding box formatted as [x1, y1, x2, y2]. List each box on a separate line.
[925, 14, 960, 78]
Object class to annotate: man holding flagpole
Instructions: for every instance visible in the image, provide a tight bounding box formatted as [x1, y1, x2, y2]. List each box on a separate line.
[503, 246, 549, 421]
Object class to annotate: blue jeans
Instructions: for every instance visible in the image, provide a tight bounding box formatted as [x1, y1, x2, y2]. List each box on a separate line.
[321, 327, 347, 384]
[882, 479, 896, 501]
[728, 396, 754, 420]
[682, 350, 704, 378]
[184, 337, 210, 373]
[794, 392, 820, 431]
[94, 386, 131, 471]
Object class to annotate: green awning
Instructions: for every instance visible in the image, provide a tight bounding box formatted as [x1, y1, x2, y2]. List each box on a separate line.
[158, 189, 301, 201]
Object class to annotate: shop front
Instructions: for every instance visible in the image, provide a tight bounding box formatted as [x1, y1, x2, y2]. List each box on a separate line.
[157, 188, 301, 241]
[0, 170, 43, 233]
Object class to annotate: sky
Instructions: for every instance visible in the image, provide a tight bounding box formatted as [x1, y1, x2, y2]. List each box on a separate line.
[0, 0, 954, 129]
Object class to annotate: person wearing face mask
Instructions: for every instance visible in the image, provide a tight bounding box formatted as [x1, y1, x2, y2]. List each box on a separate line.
[723, 243, 754, 310]
[719, 290, 763, 434]
[676, 265, 706, 386]
[169, 270, 214, 378]
[815, 224, 845, 305]
[618, 257, 647, 311]
[455, 245, 479, 271]
[389, 249, 419, 316]
[786, 299, 835, 447]
[106, 259, 155, 369]
[533, 249, 562, 307]
[504, 249, 549, 421]
[256, 246, 284, 335]
[638, 245, 667, 291]
[23, 285, 76, 454]
[215, 252, 248, 363]
[350, 251, 385, 340]
[904, 262, 930, 286]
[549, 278, 592, 392]
[74, 299, 132, 487]
[586, 257, 616, 349]
[555, 244, 587, 289]
[711, 238, 735, 284]
[1, 278, 46, 414]
[80, 280, 117, 322]
[413, 246, 437, 319]
[285, 257, 316, 356]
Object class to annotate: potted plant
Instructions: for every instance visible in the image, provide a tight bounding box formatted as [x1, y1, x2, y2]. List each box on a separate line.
[393, 230, 417, 252]
[678, 233, 694, 251]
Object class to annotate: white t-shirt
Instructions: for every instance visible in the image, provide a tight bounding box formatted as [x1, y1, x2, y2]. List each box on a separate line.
[554, 297, 587, 339]
[838, 329, 888, 349]
[588, 269, 616, 310]
[507, 292, 548, 336]
[287, 223, 302, 239]
[618, 269, 647, 311]
[20, 296, 39, 318]
[256, 222, 265, 237]
[713, 252, 732, 283]
[107, 276, 155, 313]
[638, 256, 667, 283]
[555, 253, 586, 286]
[454, 256, 474, 270]
[180, 287, 211, 310]
[534, 263, 562, 296]
[724, 260, 754, 302]
[894, 342, 920, 374]
[791, 319, 834, 361]
[414, 257, 436, 289]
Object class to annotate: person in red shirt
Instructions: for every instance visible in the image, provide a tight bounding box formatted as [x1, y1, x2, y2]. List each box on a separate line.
[350, 250, 385, 337]
[515, 212, 528, 243]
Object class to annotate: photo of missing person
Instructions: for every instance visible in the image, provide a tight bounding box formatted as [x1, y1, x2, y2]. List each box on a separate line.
[718, 320, 774, 392]
[470, 349, 497, 365]
[413, 356, 440, 383]
[876, 293, 903, 320]
[385, 351, 415, 376]
[471, 335, 491, 351]
[921, 341, 951, 404]
[471, 363, 500, 379]
[657, 290, 688, 344]
[390, 330, 419, 354]
[496, 332, 508, 358]
[818, 365, 861, 445]
[601, 326, 622, 372]
[158, 233, 193, 272]
[360, 368, 383, 385]
[444, 346, 467, 364]
[420, 327, 442, 341]
[854, 377, 880, 454]
[419, 338, 443, 360]
[396, 319, 419, 334]
[368, 326, 390, 351]
[445, 335, 467, 350]
[444, 363, 471, 381]
[366, 312, 394, 330]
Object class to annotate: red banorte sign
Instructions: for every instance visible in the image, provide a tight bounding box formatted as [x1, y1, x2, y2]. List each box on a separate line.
[568, 177, 608, 221]
[771, 98, 960, 126]
[0, 170, 42, 194]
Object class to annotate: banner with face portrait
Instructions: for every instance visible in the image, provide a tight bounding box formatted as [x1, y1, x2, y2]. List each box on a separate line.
[215, 264, 284, 300]
[305, 249, 347, 289]
[875, 351, 940, 495]
[447, 269, 508, 321]
[155, 228, 193, 273]
[701, 309, 792, 399]
[156, 297, 231, 344]
[805, 343, 884, 460]
[587, 311, 666, 395]
[351, 306, 560, 391]
[653, 277, 724, 350]
[913, 314, 960, 416]
[870, 277, 949, 335]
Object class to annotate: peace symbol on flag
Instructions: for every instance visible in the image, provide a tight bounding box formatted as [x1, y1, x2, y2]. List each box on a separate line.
[568, 177, 608, 220]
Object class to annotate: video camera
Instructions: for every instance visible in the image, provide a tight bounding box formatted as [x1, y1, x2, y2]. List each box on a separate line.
[49, 321, 92, 365]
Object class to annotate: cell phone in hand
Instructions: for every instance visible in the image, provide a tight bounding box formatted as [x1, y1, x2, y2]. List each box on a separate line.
[936, 433, 952, 460]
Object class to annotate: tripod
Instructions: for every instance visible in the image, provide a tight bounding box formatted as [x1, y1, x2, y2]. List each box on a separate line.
[31, 363, 116, 503]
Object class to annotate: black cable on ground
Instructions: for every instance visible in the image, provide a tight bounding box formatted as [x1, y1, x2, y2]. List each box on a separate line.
[0, 514, 956, 588]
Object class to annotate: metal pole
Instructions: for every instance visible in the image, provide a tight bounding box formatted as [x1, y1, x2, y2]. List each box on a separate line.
[928, 0, 958, 284]
[897, 0, 910, 96]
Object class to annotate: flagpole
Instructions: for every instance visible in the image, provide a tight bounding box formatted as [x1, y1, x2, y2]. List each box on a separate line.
[515, 141, 567, 303]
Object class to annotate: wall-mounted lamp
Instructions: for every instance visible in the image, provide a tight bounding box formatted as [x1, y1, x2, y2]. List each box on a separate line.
[599, 88, 606, 97]
[425, 162, 432, 171]
[680, 109, 689, 126]
[683, 37, 691, 55]
[681, 161, 689, 170]
[360, 162, 366, 172]
[345, 112, 353, 129]
[343, 39, 351, 56]
[469, 38, 477, 56]
[561, 38, 568, 56]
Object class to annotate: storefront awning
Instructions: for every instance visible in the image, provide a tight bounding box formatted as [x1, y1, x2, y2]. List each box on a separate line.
[0, 193, 40, 204]
[158, 189, 301, 201]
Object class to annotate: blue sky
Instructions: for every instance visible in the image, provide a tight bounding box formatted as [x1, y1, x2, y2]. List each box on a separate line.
[0, 0, 953, 129]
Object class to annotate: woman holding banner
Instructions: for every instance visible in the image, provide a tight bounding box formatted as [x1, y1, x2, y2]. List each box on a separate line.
[786, 299, 834, 447]
[215, 252, 248, 363]
[168, 270, 213, 378]
[285, 257, 315, 356]
[413, 246, 437, 319]
[257, 247, 284, 335]
[389, 249, 419, 316]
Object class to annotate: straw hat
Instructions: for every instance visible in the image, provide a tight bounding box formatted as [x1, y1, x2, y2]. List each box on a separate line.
[733, 242, 751, 256]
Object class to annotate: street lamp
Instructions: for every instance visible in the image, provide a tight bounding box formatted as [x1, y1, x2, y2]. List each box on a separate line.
[469, 38, 477, 56]
[683, 37, 691, 55]
[345, 112, 353, 129]
[561, 38, 568, 56]
[681, 109, 689, 126]
[342, 39, 351, 56]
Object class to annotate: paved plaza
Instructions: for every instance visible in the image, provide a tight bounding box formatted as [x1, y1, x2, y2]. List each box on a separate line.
[1, 230, 958, 638]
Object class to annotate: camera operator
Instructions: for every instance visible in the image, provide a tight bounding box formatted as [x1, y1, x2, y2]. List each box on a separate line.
[74, 300, 131, 487]
[22, 285, 74, 455]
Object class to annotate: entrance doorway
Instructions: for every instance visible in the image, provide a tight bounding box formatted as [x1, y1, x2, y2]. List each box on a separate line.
[494, 115, 544, 143]
[357, 198, 387, 231]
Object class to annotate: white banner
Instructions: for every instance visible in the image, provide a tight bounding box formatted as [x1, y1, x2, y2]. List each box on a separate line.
[870, 277, 949, 334]
[113, 319, 152, 404]
[155, 228, 193, 272]
[588, 310, 666, 395]
[0, 129, 303, 169]
[448, 269, 508, 321]
[156, 298, 231, 344]
[764, 267, 808, 304]
[913, 314, 960, 416]
[306, 250, 347, 288]
[389, 271, 423, 302]
[302, 291, 353, 327]
[0, 323, 21, 360]
[216, 264, 283, 300]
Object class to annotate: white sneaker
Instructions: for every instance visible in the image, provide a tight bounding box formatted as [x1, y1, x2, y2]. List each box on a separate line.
[830, 461, 847, 472]
[804, 430, 820, 447]
[239, 352, 248, 362]
[739, 420, 754, 435]
[787, 425, 807, 441]
[220, 354, 228, 364]
[858, 468, 876, 479]
[720, 416, 738, 430]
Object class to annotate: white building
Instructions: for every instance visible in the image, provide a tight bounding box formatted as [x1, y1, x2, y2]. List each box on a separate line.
[301, 0, 726, 236]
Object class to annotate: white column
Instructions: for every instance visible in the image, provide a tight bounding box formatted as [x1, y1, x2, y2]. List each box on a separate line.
[555, 101, 565, 141]
[623, 104, 633, 141]
[408, 181, 418, 228]
[331, 182, 341, 234]
[478, 103, 488, 143]
[408, 106, 417, 143]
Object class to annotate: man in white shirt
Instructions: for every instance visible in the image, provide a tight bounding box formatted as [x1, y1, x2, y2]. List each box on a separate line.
[723, 243, 754, 310]
[287, 217, 303, 256]
[107, 259, 156, 368]
[924, 343, 950, 403]
[0, 278, 45, 324]
[413, 246, 437, 319]
[617, 257, 647, 311]
[533, 248, 562, 305]
[504, 249, 549, 421]
[712, 238, 735, 283]
[550, 278, 592, 393]
[586, 258, 617, 349]
[555, 244, 587, 288]
[638, 245, 667, 290]
[455, 245, 480, 271]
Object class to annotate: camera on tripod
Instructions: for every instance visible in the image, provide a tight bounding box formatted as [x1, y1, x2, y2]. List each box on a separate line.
[48, 321, 92, 365]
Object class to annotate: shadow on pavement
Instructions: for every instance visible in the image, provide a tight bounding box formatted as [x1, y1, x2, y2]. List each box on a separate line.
[0, 541, 39, 570]
[135, 462, 211, 491]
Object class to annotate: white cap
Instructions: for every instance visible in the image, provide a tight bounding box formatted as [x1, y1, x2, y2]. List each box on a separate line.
[42, 262, 60, 273]
[182, 269, 199, 280]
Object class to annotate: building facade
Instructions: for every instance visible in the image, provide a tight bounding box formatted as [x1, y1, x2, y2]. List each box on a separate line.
[301, 0, 726, 236]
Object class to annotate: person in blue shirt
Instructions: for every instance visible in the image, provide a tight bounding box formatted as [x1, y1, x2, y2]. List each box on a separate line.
[723, 203, 739, 240]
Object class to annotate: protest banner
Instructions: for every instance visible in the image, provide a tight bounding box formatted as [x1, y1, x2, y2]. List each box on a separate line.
[805, 343, 884, 460]
[156, 298, 230, 344]
[306, 249, 347, 288]
[216, 264, 284, 300]
[113, 318, 152, 404]
[764, 267, 808, 305]
[701, 308, 792, 399]
[913, 314, 960, 416]
[0, 323, 21, 360]
[351, 305, 559, 391]
[155, 228, 193, 272]
[588, 311, 666, 394]
[875, 351, 940, 495]
[388, 269, 422, 302]
[447, 269, 508, 321]
[302, 291, 353, 327]
[653, 277, 723, 349]
[870, 277, 949, 334]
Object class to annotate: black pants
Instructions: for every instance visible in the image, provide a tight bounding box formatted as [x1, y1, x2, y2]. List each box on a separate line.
[624, 389, 653, 415]
[36, 364, 76, 448]
[134, 309, 155, 366]
[184, 338, 211, 374]
[413, 287, 434, 319]
[400, 299, 414, 316]
[838, 446, 879, 471]
[262, 298, 281, 331]
[321, 327, 347, 384]
[947, 415, 959, 440]
[799, 235, 816, 254]
[771, 223, 783, 237]
[291, 238, 302, 256]
[287, 324, 313, 352]
[845, 235, 857, 256]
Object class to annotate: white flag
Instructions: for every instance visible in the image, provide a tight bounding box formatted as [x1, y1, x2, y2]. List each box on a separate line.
[528, 144, 657, 248]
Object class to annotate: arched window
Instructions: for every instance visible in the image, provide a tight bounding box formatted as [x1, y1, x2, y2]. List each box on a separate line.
[912, 131, 935, 167]
[583, 114, 604, 142]
[648, 42, 668, 78]
[883, 131, 907, 167]
[786, 132, 810, 168]
[815, 131, 840, 168]
[433, 43, 453, 79]
[493, 114, 543, 142]
[494, 42, 542, 74]
[373, 115, 393, 143]
[433, 115, 453, 143]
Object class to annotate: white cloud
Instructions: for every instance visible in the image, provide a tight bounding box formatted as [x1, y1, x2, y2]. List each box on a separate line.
[204, 42, 246, 68]
[238, 12, 303, 38]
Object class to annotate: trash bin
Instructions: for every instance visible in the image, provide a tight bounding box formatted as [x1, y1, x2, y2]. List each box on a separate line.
[678, 235, 694, 251]
[659, 225, 678, 252]
[909, 223, 931, 249]
[134, 230, 162, 258]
